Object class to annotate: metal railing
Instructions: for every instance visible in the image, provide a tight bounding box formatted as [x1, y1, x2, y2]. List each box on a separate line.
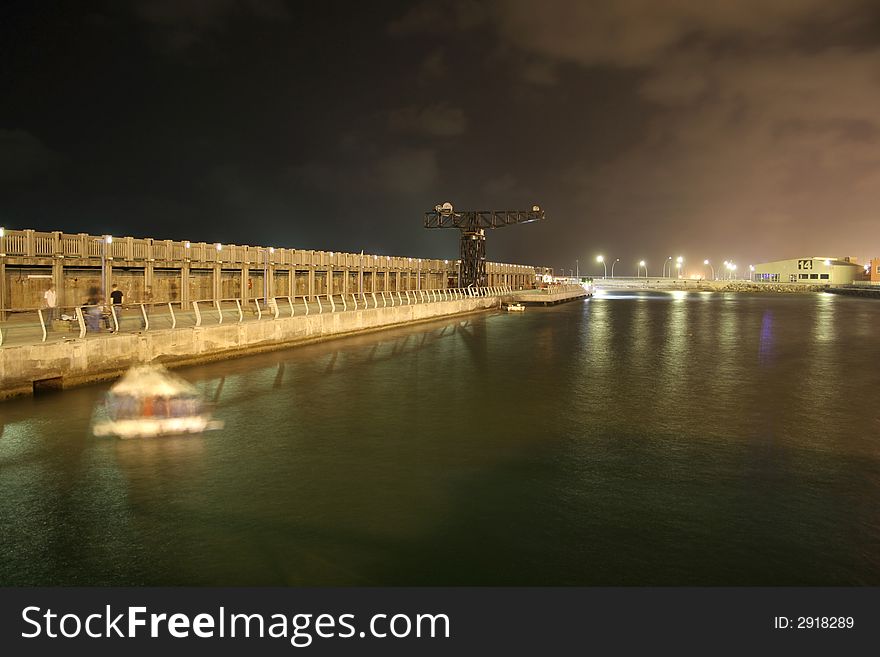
[0, 287, 515, 348]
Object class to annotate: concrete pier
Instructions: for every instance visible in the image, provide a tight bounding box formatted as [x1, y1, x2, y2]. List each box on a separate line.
[509, 285, 590, 306]
[826, 285, 880, 299]
[0, 294, 501, 400]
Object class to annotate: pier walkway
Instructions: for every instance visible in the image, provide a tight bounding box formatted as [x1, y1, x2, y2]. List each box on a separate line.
[0, 287, 515, 399]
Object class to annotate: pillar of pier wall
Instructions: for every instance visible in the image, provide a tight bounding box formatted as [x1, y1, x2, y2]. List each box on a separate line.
[0, 261, 6, 318]
[240, 265, 249, 303]
[213, 264, 221, 301]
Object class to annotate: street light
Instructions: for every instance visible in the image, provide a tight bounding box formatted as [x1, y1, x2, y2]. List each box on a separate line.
[662, 255, 672, 277]
[703, 259, 715, 280]
[610, 257, 620, 278]
[676, 256, 683, 278]
[596, 255, 607, 278]
[101, 235, 113, 301]
[638, 260, 646, 277]
[576, 259, 579, 278]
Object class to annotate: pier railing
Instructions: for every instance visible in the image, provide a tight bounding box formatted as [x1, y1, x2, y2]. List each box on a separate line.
[0, 286, 515, 348]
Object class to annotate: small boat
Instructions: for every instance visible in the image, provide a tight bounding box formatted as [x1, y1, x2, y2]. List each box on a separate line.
[504, 303, 525, 312]
[93, 364, 223, 439]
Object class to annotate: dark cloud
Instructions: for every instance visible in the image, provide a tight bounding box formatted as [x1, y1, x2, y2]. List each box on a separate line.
[0, 130, 60, 184]
[295, 147, 439, 198]
[387, 104, 467, 137]
[133, 0, 290, 51]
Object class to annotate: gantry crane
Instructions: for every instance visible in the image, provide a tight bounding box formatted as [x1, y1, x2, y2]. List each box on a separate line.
[424, 202, 545, 288]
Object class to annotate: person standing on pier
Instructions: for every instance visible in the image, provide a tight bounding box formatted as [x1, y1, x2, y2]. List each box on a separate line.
[43, 284, 57, 330]
[110, 284, 123, 306]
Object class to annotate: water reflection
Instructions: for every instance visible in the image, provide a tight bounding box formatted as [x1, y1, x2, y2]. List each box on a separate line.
[1, 294, 880, 585]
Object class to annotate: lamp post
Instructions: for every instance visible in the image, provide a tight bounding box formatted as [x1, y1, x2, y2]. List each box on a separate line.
[596, 255, 607, 278]
[676, 256, 683, 279]
[610, 258, 620, 278]
[101, 235, 112, 302]
[703, 259, 715, 280]
[576, 259, 579, 279]
[662, 255, 672, 277]
[749, 264, 755, 281]
[638, 260, 646, 277]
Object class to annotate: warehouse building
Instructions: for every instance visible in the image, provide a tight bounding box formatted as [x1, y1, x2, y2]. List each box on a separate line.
[751, 257, 864, 285]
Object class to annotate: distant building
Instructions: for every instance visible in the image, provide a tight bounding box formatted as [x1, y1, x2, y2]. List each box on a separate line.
[870, 257, 880, 283]
[752, 257, 864, 285]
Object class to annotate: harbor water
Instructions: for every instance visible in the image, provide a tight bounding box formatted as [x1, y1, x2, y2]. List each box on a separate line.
[1, 291, 879, 585]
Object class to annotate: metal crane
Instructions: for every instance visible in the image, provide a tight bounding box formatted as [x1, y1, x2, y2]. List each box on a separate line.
[424, 202, 544, 288]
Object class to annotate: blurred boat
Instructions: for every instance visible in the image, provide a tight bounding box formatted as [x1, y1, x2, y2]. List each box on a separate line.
[504, 303, 525, 312]
[93, 364, 223, 439]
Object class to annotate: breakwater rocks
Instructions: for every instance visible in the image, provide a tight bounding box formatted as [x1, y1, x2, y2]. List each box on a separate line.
[597, 280, 827, 293]
[705, 283, 827, 293]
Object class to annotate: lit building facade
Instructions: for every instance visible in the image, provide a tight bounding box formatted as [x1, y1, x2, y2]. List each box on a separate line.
[752, 257, 864, 284]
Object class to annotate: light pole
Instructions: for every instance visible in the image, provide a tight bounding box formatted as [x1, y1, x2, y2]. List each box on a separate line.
[703, 259, 715, 280]
[749, 264, 755, 281]
[596, 255, 607, 278]
[101, 235, 112, 302]
[610, 258, 620, 278]
[676, 256, 683, 279]
[576, 259, 579, 278]
[662, 255, 672, 277]
[638, 260, 646, 277]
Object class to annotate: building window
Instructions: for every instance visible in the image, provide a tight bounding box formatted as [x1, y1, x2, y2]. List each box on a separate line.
[810, 273, 819, 279]
[799, 273, 809, 280]
[876, 265, 880, 274]
[789, 274, 798, 282]
[819, 274, 829, 280]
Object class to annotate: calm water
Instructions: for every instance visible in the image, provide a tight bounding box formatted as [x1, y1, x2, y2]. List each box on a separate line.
[1, 291, 879, 585]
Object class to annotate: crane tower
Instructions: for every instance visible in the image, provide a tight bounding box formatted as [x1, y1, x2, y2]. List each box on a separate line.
[424, 202, 544, 288]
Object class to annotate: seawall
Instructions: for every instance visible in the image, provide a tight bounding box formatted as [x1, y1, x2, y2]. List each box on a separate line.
[0, 296, 499, 400]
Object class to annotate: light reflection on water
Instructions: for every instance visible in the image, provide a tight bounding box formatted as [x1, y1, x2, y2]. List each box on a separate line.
[1, 292, 879, 585]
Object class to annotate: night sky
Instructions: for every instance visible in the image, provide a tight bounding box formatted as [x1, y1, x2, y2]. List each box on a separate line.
[2, 1, 880, 274]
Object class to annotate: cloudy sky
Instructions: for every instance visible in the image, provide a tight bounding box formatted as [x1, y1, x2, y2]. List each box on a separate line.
[2, 0, 880, 273]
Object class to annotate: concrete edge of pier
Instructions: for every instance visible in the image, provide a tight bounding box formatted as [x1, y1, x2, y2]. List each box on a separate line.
[509, 287, 591, 306]
[0, 297, 500, 401]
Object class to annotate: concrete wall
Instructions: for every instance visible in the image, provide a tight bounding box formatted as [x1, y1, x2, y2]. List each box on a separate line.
[0, 296, 500, 399]
[0, 228, 542, 311]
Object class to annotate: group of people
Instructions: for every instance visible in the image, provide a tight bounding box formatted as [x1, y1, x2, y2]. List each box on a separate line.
[41, 283, 154, 333]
